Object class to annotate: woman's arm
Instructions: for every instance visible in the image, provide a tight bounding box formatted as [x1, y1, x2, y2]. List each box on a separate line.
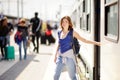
[73, 31, 100, 46]
[54, 44, 60, 63]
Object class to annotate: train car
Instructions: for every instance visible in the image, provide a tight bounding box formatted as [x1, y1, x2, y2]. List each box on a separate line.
[70, 0, 120, 80]
[70, 0, 97, 80]
[100, 0, 120, 80]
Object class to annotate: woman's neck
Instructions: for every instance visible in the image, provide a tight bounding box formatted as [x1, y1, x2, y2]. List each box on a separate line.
[63, 28, 68, 32]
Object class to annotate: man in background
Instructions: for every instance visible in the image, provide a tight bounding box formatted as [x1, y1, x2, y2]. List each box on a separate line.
[30, 12, 41, 53]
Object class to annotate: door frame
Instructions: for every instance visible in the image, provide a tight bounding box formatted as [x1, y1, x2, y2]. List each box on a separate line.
[93, 0, 101, 80]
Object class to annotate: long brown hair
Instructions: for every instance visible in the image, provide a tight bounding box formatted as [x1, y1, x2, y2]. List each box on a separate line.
[60, 16, 73, 30]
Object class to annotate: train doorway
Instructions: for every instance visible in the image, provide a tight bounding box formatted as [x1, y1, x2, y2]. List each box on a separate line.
[93, 0, 101, 80]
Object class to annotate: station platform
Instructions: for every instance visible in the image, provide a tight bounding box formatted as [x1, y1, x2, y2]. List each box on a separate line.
[0, 28, 85, 80]
[0, 43, 71, 80]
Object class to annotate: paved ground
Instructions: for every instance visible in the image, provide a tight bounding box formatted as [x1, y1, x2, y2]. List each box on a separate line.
[0, 42, 72, 80]
[0, 30, 82, 80]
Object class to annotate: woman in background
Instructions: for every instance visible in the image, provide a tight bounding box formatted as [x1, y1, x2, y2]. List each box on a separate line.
[17, 18, 29, 60]
[0, 17, 9, 60]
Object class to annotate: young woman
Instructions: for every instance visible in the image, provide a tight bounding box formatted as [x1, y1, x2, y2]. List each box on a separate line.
[54, 16, 100, 80]
[17, 18, 29, 60]
[2, 17, 14, 46]
[0, 17, 9, 60]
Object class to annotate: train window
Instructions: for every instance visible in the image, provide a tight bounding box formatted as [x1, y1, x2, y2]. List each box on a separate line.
[85, 0, 88, 12]
[105, 0, 117, 3]
[80, 0, 91, 31]
[80, 18, 82, 29]
[86, 0, 91, 32]
[71, 10, 77, 27]
[83, 14, 87, 30]
[105, 0, 118, 41]
[83, 0, 90, 13]
[80, 5, 83, 17]
[87, 14, 91, 32]
[83, 0, 85, 12]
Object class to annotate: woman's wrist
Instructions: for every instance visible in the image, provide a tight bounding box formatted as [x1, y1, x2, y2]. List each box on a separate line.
[96, 42, 101, 46]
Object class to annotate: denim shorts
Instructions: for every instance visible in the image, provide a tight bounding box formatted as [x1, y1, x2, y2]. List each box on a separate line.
[54, 56, 77, 80]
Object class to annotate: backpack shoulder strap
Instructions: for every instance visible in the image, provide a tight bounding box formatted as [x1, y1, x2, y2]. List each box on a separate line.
[58, 30, 62, 39]
[36, 20, 41, 32]
[69, 29, 74, 40]
[69, 29, 73, 36]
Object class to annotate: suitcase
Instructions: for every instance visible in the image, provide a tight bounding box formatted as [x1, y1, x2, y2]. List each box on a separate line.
[5, 46, 15, 60]
[41, 35, 46, 44]
[48, 35, 55, 44]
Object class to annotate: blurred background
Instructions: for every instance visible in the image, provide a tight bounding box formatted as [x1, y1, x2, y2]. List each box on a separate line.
[0, 0, 75, 21]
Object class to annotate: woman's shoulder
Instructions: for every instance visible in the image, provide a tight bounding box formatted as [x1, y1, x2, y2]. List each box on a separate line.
[57, 29, 62, 33]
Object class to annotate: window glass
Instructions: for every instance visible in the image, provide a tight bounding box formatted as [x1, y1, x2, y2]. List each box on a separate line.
[85, 0, 88, 12]
[105, 2, 118, 40]
[80, 18, 82, 29]
[106, 0, 116, 3]
[81, 0, 91, 31]
[80, 14, 86, 30]
[83, 0, 85, 12]
[87, 14, 91, 32]
[106, 4, 118, 35]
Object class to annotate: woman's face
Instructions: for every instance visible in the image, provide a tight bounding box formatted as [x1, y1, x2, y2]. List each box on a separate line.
[62, 18, 69, 29]
[3, 19, 8, 26]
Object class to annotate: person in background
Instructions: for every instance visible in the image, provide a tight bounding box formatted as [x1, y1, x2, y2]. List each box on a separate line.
[30, 12, 41, 53]
[54, 16, 101, 80]
[45, 22, 55, 45]
[0, 17, 9, 60]
[2, 17, 14, 46]
[17, 18, 29, 60]
[40, 21, 47, 45]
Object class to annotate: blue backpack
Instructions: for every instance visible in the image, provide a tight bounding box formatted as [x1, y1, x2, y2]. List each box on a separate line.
[70, 29, 80, 54]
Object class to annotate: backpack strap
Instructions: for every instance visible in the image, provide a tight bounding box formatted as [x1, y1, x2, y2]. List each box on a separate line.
[58, 30, 62, 39]
[69, 29, 73, 36]
[69, 29, 79, 65]
[36, 20, 41, 32]
[70, 29, 79, 54]
[69, 29, 74, 43]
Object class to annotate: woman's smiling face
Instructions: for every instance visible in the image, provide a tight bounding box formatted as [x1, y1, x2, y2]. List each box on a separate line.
[62, 18, 69, 29]
[60, 16, 73, 30]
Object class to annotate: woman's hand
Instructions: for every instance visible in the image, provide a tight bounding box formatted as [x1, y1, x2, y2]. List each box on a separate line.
[54, 45, 59, 63]
[20, 32, 23, 35]
[9, 31, 13, 35]
[96, 42, 101, 46]
[54, 56, 57, 63]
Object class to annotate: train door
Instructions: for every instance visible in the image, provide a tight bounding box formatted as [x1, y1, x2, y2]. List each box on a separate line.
[94, 0, 101, 80]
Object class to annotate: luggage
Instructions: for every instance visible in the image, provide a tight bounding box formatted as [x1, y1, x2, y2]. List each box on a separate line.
[47, 35, 55, 44]
[5, 46, 15, 60]
[41, 35, 46, 44]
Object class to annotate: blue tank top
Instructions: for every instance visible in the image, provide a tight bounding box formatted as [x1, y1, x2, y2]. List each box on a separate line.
[58, 30, 72, 53]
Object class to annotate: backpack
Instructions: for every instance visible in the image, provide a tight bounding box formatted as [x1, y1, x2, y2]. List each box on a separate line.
[70, 29, 80, 54]
[14, 31, 22, 44]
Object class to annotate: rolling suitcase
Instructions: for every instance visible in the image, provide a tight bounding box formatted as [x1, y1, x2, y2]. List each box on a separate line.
[41, 35, 46, 44]
[5, 46, 15, 60]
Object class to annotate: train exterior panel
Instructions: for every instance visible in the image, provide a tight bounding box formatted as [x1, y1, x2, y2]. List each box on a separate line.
[101, 0, 120, 80]
[1, 0, 120, 80]
[71, 0, 120, 80]
[70, 0, 96, 80]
